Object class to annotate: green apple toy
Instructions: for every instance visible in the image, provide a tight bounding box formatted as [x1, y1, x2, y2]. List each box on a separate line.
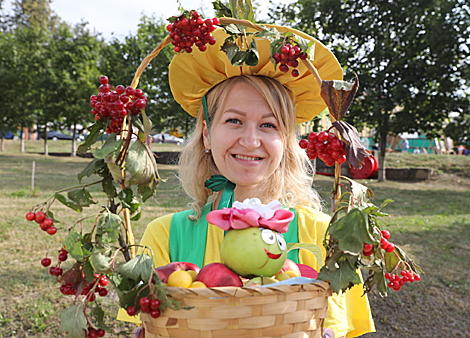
[206, 199, 295, 278]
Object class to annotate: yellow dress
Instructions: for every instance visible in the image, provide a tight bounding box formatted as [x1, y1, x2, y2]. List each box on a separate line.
[118, 206, 375, 337]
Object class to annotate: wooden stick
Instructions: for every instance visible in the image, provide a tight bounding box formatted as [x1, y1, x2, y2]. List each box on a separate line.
[301, 59, 323, 89]
[131, 35, 173, 89]
[219, 17, 264, 32]
[31, 160, 35, 194]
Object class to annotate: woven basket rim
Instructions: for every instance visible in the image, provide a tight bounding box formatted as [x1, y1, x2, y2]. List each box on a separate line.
[162, 280, 331, 299]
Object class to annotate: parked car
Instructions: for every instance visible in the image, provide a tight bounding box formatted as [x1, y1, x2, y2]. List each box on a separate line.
[152, 133, 184, 145]
[43, 131, 85, 141]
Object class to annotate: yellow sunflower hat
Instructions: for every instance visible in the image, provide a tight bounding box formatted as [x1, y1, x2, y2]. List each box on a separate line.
[131, 12, 343, 125]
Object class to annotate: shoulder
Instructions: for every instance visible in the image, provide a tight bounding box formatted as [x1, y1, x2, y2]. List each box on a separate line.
[146, 213, 174, 231]
[295, 205, 331, 225]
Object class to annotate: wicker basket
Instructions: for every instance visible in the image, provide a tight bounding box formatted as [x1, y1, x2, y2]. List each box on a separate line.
[141, 281, 331, 338]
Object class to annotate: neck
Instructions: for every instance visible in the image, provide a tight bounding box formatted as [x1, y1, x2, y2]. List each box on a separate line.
[213, 184, 265, 209]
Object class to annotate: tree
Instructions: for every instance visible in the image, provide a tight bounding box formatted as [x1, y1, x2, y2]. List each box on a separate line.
[47, 22, 101, 155]
[270, 0, 470, 180]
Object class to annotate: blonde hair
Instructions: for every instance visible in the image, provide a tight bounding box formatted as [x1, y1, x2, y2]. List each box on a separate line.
[178, 75, 322, 218]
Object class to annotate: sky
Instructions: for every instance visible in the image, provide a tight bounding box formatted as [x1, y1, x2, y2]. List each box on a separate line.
[3, 0, 294, 40]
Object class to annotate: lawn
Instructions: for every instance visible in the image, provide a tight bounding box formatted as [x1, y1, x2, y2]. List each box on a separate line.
[0, 141, 469, 337]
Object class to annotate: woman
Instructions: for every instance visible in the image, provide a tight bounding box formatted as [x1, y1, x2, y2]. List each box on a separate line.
[126, 22, 375, 338]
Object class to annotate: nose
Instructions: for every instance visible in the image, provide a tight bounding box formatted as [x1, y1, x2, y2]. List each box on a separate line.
[239, 124, 261, 150]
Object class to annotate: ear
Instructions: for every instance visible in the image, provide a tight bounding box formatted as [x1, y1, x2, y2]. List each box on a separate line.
[202, 120, 211, 151]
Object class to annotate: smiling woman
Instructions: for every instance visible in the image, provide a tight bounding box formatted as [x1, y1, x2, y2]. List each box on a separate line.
[120, 10, 374, 338]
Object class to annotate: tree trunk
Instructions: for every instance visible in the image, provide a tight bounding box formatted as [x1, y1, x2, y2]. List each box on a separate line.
[378, 133, 387, 182]
[20, 125, 25, 153]
[44, 127, 48, 156]
[71, 124, 77, 157]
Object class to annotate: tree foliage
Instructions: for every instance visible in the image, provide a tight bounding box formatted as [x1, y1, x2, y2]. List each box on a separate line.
[270, 0, 470, 179]
[98, 15, 190, 136]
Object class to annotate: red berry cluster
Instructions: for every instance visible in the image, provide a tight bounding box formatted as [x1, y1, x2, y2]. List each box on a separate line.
[40, 248, 67, 276]
[299, 131, 347, 166]
[362, 229, 395, 256]
[86, 327, 105, 338]
[167, 11, 219, 53]
[385, 270, 421, 292]
[272, 40, 308, 77]
[26, 211, 57, 235]
[90, 76, 147, 134]
[126, 296, 161, 318]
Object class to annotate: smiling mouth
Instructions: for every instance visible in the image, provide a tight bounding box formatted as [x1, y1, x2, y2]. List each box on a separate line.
[233, 154, 263, 161]
[264, 248, 282, 259]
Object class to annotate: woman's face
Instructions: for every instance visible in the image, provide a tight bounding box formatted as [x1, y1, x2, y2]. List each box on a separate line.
[203, 82, 284, 192]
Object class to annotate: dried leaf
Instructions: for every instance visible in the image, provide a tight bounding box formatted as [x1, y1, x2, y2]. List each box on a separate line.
[321, 74, 359, 121]
[58, 262, 85, 289]
[333, 121, 371, 169]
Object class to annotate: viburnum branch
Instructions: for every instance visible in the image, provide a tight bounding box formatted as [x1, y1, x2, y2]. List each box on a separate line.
[54, 180, 103, 195]
[86, 214, 102, 243]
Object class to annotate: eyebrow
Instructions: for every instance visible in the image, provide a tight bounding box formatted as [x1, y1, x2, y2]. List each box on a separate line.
[223, 108, 275, 119]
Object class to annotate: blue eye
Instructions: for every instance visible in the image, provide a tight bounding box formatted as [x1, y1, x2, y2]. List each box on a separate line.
[261, 122, 277, 129]
[226, 118, 241, 124]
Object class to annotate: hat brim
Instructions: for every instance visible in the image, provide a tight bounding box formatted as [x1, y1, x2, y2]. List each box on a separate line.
[169, 24, 343, 124]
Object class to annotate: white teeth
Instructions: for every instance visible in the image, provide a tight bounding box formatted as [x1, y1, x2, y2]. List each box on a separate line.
[234, 155, 261, 161]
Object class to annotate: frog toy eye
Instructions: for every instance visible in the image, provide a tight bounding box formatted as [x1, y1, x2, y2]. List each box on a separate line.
[276, 233, 286, 251]
[261, 229, 276, 245]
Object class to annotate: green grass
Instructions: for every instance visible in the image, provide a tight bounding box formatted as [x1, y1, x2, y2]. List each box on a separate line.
[385, 152, 470, 178]
[0, 142, 469, 337]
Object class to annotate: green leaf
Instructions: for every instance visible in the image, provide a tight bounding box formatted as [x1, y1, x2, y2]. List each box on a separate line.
[130, 209, 142, 221]
[101, 172, 118, 199]
[287, 242, 323, 267]
[83, 259, 95, 283]
[90, 252, 111, 273]
[256, 27, 282, 43]
[77, 121, 105, 154]
[77, 158, 105, 183]
[96, 212, 122, 244]
[63, 232, 85, 261]
[141, 109, 153, 142]
[294, 35, 315, 59]
[364, 269, 388, 297]
[329, 208, 375, 253]
[90, 305, 110, 330]
[67, 189, 96, 208]
[45, 210, 59, 224]
[138, 184, 155, 203]
[318, 259, 362, 294]
[55, 193, 83, 212]
[119, 254, 154, 282]
[341, 176, 375, 210]
[124, 139, 160, 187]
[131, 117, 145, 135]
[212, 0, 232, 18]
[59, 304, 87, 338]
[224, 24, 242, 34]
[118, 282, 150, 311]
[384, 250, 400, 273]
[93, 134, 123, 160]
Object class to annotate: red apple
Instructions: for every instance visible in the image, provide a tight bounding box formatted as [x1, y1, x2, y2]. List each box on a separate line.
[196, 263, 243, 287]
[155, 262, 201, 283]
[297, 263, 318, 279]
[277, 259, 302, 276]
